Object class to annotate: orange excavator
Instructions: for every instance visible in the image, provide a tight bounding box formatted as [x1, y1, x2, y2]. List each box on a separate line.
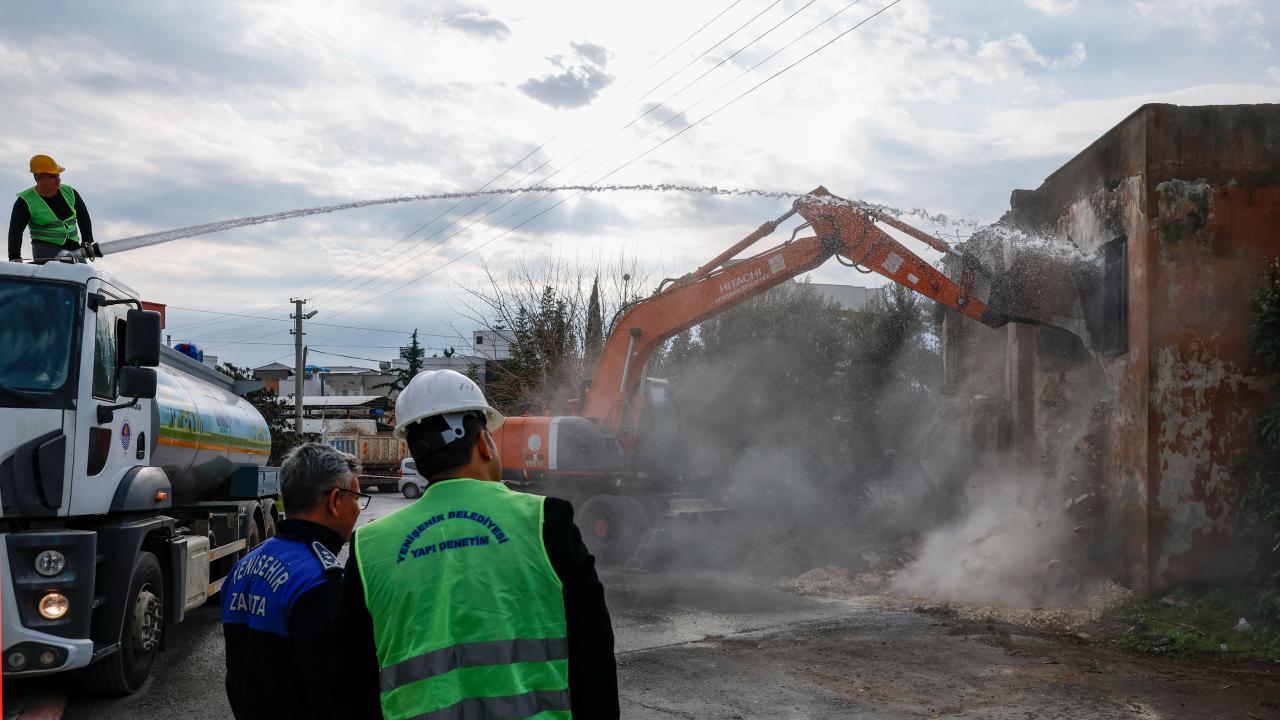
[492, 187, 1033, 561]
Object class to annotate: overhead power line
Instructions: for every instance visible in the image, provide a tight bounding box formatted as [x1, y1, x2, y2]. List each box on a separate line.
[309, 349, 398, 364]
[181, 2, 749, 341]
[594, 0, 903, 187]
[309, 11, 819, 317]
[621, 0, 747, 90]
[323, 0, 906, 322]
[187, 341, 468, 350]
[313, 0, 878, 321]
[636, 0, 783, 103]
[185, 1, 773, 341]
[164, 305, 465, 339]
[617, 0, 823, 138]
[298, 0, 756, 313]
[177, 145, 549, 338]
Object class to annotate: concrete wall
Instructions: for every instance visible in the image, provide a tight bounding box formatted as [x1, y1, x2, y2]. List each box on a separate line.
[943, 104, 1279, 592]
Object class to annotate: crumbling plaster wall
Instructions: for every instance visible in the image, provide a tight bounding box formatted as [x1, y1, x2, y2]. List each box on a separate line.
[1146, 180, 1278, 584]
[1139, 105, 1279, 587]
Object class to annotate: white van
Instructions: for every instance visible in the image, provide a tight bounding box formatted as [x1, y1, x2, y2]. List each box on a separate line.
[399, 458, 423, 499]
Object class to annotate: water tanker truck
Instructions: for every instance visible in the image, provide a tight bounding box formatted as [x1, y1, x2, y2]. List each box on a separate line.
[0, 258, 279, 694]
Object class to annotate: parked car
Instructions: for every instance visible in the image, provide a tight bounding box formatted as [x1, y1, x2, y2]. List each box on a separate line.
[399, 458, 423, 499]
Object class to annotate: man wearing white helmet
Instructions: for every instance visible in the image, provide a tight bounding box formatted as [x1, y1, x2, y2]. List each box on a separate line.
[336, 369, 618, 719]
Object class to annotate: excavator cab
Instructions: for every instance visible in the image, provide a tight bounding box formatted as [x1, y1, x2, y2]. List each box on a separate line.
[626, 378, 688, 481]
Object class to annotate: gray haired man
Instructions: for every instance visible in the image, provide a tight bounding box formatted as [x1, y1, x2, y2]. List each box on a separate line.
[221, 443, 366, 719]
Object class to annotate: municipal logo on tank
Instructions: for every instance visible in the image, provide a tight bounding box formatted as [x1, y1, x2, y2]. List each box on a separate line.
[120, 422, 131, 452]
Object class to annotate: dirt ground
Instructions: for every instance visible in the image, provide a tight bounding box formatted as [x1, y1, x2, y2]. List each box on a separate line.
[611, 570, 1280, 720]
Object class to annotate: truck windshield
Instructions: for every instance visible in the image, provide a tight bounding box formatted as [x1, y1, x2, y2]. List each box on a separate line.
[0, 279, 78, 392]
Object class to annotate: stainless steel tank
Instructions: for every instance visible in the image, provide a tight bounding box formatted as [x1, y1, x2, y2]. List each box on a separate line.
[151, 364, 270, 504]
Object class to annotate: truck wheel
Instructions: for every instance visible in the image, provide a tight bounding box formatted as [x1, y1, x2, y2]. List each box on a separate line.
[264, 511, 277, 539]
[246, 516, 262, 551]
[402, 482, 422, 499]
[83, 552, 164, 695]
[578, 495, 644, 564]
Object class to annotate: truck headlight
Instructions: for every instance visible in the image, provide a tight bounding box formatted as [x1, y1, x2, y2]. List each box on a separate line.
[38, 592, 69, 620]
[35, 550, 66, 577]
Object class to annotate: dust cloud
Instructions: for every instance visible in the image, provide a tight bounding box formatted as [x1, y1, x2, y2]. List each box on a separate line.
[644, 223, 1121, 612]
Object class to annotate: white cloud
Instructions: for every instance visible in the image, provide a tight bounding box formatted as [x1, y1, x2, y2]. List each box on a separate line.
[1022, 0, 1079, 15]
[441, 11, 512, 40]
[1130, 0, 1266, 41]
[1269, 66, 1280, 83]
[519, 42, 615, 109]
[975, 82, 1280, 160]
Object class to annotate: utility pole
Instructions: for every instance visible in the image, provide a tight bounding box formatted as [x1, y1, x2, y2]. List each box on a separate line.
[290, 299, 317, 436]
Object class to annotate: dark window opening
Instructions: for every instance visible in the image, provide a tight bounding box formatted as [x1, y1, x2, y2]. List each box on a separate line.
[1074, 235, 1129, 356]
[1099, 236, 1128, 354]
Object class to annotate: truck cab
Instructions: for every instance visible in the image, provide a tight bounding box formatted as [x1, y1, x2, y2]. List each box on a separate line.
[1, 259, 278, 694]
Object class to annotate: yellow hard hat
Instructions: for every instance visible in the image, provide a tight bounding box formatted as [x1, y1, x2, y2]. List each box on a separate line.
[29, 154, 65, 174]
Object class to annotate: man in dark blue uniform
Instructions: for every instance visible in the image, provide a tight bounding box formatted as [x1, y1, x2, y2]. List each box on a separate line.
[221, 443, 366, 719]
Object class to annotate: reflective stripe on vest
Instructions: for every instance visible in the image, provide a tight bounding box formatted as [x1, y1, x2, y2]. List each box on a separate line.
[355, 478, 570, 720]
[17, 185, 79, 247]
[380, 637, 570, 692]
[403, 689, 570, 720]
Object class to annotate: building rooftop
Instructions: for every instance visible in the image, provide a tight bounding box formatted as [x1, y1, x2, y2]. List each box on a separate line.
[284, 394, 392, 408]
[805, 283, 880, 313]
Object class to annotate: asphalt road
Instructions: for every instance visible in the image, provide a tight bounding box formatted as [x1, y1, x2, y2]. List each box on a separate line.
[35, 491, 1280, 719]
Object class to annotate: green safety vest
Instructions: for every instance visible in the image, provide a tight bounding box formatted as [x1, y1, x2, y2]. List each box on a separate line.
[17, 185, 79, 247]
[355, 478, 571, 720]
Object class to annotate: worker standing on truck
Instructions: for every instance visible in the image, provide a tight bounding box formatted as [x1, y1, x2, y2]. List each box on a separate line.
[7, 155, 98, 263]
[222, 444, 366, 719]
[336, 369, 619, 719]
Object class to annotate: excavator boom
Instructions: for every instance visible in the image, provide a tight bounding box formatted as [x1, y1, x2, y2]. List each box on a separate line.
[581, 187, 1005, 429]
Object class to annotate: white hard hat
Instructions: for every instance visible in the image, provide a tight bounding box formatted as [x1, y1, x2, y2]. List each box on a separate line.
[393, 369, 504, 443]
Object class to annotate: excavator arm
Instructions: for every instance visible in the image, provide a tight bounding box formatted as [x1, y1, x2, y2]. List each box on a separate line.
[582, 187, 1007, 431]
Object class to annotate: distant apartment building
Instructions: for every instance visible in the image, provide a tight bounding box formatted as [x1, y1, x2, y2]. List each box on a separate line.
[805, 283, 881, 313]
[470, 327, 512, 361]
[252, 363, 396, 397]
[381, 355, 489, 388]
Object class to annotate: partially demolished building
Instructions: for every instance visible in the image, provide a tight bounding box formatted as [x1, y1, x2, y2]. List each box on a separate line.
[944, 103, 1280, 591]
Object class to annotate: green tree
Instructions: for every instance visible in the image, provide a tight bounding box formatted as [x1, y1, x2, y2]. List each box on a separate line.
[488, 287, 579, 415]
[1247, 259, 1280, 621]
[461, 256, 649, 415]
[584, 277, 604, 366]
[216, 362, 252, 380]
[845, 283, 938, 427]
[376, 330, 426, 395]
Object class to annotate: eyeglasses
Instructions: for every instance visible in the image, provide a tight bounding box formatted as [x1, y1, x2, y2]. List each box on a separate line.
[335, 487, 371, 510]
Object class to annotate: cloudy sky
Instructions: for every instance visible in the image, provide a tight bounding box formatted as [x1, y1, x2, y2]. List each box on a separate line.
[2, 0, 1276, 369]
